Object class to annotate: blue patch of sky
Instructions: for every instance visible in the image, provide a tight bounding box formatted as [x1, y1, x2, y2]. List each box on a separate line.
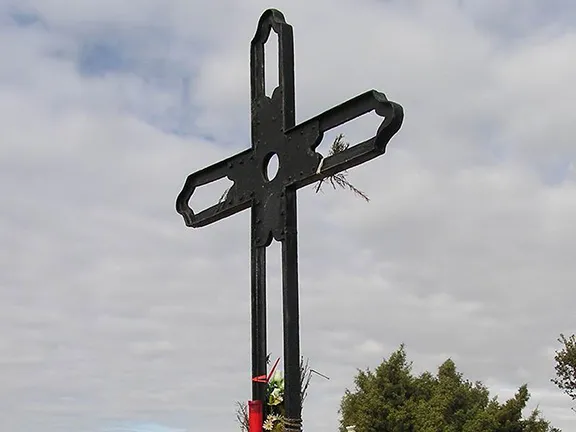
[1, 6, 209, 138]
[539, 157, 573, 185]
[73, 25, 206, 136]
[8, 10, 42, 27]
[78, 40, 126, 77]
[0, 4, 45, 29]
[522, 0, 576, 30]
[461, 0, 576, 42]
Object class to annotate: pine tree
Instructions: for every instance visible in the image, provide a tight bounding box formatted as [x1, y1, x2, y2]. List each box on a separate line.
[339, 345, 559, 432]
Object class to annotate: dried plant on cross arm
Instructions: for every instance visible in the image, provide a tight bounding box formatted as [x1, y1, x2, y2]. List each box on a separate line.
[314, 134, 370, 202]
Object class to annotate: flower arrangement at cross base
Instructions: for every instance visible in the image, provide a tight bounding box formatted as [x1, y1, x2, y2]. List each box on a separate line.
[263, 370, 285, 431]
[236, 356, 315, 432]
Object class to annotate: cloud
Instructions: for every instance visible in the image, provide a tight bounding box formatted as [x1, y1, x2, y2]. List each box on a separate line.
[1, 0, 575, 431]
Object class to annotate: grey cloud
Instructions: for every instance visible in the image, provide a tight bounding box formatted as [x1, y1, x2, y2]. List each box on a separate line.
[1, 0, 576, 431]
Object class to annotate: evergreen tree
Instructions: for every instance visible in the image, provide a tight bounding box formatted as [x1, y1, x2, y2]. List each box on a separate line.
[339, 345, 559, 432]
[552, 333, 576, 403]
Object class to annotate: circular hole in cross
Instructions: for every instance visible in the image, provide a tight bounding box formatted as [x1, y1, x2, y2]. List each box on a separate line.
[263, 152, 280, 181]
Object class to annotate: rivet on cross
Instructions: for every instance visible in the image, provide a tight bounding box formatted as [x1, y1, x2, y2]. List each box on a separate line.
[176, 9, 403, 432]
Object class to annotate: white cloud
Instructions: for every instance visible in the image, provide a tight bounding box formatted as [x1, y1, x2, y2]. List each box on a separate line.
[1, 0, 575, 431]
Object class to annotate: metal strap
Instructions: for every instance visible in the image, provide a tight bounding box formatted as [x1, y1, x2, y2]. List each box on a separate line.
[283, 417, 302, 432]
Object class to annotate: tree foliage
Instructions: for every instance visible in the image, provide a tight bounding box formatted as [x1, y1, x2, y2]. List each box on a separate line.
[339, 345, 560, 432]
[551, 333, 576, 402]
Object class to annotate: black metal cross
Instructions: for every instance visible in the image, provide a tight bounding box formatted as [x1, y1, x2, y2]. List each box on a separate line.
[176, 9, 403, 431]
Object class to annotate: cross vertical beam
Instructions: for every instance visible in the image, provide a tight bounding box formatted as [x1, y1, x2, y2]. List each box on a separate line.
[250, 9, 297, 419]
[282, 189, 301, 427]
[251, 220, 267, 412]
[175, 9, 404, 431]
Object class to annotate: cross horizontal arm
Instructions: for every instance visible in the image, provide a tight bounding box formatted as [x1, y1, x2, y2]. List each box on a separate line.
[287, 90, 404, 190]
[176, 148, 253, 228]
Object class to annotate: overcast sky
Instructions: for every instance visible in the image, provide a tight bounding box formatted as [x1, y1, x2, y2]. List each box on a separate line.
[1, 0, 576, 431]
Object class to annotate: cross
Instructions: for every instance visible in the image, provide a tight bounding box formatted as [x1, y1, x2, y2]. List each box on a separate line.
[176, 9, 403, 431]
